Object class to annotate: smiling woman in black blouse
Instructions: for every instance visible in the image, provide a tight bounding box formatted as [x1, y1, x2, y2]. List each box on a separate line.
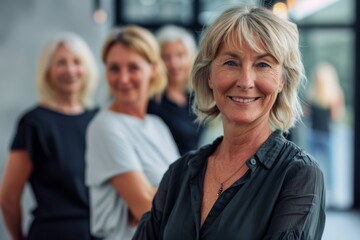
[133, 5, 325, 240]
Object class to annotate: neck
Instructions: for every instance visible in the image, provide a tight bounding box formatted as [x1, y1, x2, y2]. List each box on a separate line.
[42, 97, 84, 115]
[109, 101, 146, 120]
[166, 86, 187, 106]
[220, 120, 272, 162]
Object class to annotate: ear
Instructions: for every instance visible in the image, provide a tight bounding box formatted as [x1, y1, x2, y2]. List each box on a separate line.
[278, 77, 285, 93]
[208, 77, 213, 89]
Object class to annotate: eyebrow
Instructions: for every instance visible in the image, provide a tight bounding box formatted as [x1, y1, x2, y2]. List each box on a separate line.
[221, 52, 276, 61]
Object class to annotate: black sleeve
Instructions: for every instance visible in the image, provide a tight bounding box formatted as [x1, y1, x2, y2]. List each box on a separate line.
[264, 161, 326, 240]
[10, 116, 46, 166]
[133, 167, 172, 240]
[11, 117, 36, 152]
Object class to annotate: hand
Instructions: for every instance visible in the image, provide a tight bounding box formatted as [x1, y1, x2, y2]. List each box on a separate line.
[128, 210, 139, 227]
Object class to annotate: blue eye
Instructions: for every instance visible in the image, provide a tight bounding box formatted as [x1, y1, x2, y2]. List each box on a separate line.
[257, 62, 270, 68]
[224, 60, 238, 66]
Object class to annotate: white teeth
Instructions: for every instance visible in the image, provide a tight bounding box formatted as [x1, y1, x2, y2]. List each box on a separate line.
[231, 97, 256, 103]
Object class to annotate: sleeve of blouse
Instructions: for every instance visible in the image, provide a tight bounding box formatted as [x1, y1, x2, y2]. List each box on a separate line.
[86, 118, 143, 186]
[11, 117, 35, 151]
[10, 116, 47, 163]
[264, 159, 326, 240]
[132, 167, 172, 240]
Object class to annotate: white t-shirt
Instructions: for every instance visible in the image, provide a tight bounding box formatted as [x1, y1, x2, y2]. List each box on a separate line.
[85, 109, 180, 240]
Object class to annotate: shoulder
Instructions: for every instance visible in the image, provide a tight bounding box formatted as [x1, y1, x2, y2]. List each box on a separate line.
[259, 130, 322, 174]
[147, 114, 168, 128]
[279, 138, 324, 181]
[88, 109, 117, 132]
[281, 138, 319, 167]
[147, 113, 163, 122]
[87, 109, 132, 139]
[147, 97, 162, 113]
[16, 105, 49, 126]
[85, 106, 100, 117]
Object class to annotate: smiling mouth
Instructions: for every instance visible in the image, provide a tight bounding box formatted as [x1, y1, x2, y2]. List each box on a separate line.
[230, 96, 258, 103]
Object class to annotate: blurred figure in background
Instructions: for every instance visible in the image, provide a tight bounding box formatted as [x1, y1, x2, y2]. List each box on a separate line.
[85, 25, 179, 240]
[0, 33, 99, 240]
[307, 62, 345, 204]
[147, 25, 204, 155]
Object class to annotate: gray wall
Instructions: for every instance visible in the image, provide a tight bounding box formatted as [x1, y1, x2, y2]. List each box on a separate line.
[0, 0, 112, 238]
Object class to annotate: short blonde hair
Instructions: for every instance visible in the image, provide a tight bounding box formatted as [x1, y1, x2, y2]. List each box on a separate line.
[37, 33, 99, 107]
[192, 6, 306, 132]
[102, 25, 167, 98]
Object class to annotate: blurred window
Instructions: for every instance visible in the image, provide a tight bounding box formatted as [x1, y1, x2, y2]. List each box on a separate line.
[289, 0, 355, 25]
[298, 28, 355, 209]
[122, 0, 194, 24]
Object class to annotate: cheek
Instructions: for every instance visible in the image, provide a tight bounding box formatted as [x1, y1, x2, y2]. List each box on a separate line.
[257, 71, 283, 94]
[105, 72, 116, 87]
[209, 71, 234, 92]
[164, 59, 172, 69]
[181, 58, 191, 70]
[48, 67, 59, 81]
[77, 66, 86, 77]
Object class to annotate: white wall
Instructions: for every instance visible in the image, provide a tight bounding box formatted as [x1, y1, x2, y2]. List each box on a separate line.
[0, 0, 112, 238]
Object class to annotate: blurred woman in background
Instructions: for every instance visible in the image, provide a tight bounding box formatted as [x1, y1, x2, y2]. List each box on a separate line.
[85, 25, 179, 240]
[307, 62, 345, 204]
[147, 25, 204, 155]
[0, 33, 99, 240]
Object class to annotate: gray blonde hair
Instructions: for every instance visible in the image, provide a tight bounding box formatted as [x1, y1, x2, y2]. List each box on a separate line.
[156, 25, 197, 60]
[102, 25, 167, 99]
[156, 25, 197, 90]
[192, 6, 306, 132]
[37, 33, 99, 107]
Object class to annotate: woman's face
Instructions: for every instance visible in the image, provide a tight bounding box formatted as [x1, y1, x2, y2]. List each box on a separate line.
[161, 40, 191, 87]
[208, 39, 284, 127]
[105, 43, 154, 105]
[48, 44, 85, 97]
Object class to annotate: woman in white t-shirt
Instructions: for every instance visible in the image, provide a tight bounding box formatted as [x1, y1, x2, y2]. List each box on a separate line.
[85, 25, 180, 240]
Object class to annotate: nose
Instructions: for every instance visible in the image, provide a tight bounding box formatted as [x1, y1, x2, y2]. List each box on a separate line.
[65, 62, 78, 75]
[117, 70, 129, 84]
[237, 66, 255, 90]
[166, 56, 178, 69]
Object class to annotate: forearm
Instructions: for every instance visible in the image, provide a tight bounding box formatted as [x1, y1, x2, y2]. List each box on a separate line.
[131, 186, 157, 221]
[0, 201, 24, 240]
[111, 172, 158, 221]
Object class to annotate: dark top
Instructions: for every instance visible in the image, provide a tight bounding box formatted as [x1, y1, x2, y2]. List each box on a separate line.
[147, 93, 203, 155]
[133, 130, 326, 240]
[10, 105, 99, 239]
[310, 104, 331, 133]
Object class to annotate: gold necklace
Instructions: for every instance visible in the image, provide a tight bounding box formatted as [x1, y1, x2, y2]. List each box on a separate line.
[212, 152, 248, 197]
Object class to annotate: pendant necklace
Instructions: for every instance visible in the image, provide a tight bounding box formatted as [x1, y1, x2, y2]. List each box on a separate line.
[212, 152, 248, 197]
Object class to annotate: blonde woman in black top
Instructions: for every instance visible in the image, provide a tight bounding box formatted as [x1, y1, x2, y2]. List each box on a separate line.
[148, 25, 203, 155]
[0, 33, 99, 240]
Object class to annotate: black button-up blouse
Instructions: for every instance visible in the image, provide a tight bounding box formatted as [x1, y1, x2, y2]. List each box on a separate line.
[133, 130, 326, 240]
